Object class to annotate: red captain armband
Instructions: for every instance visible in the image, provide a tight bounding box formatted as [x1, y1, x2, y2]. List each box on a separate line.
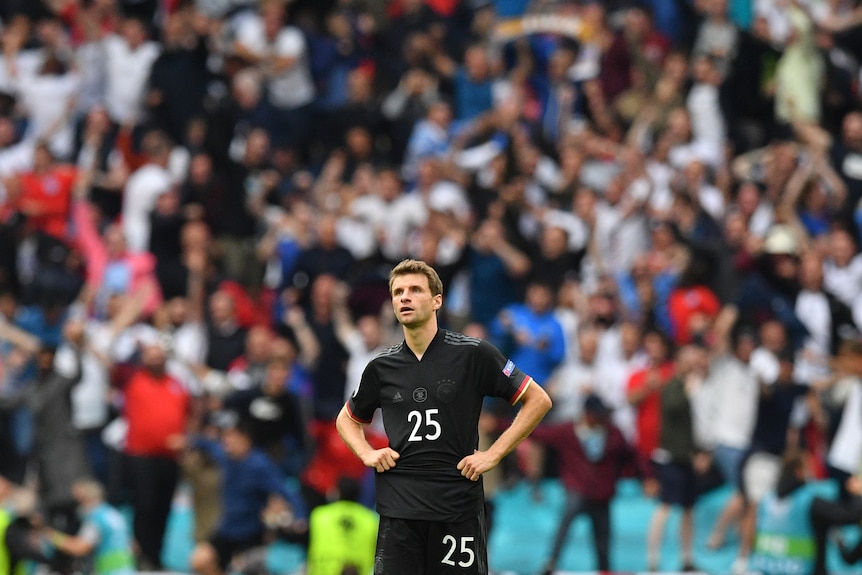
[510, 376, 533, 405]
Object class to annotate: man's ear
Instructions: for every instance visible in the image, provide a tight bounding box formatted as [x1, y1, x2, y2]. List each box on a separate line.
[433, 295, 442, 310]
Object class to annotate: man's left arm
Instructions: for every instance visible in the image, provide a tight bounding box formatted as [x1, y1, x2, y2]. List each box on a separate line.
[457, 382, 551, 481]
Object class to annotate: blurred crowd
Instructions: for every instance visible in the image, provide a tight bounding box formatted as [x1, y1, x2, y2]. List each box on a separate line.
[0, 0, 862, 573]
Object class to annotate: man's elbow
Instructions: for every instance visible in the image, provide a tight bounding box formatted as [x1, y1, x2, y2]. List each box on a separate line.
[540, 391, 553, 415]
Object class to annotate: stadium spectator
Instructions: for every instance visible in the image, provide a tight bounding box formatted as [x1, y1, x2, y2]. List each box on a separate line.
[0, 329, 86, 536]
[466, 217, 531, 327]
[121, 128, 173, 254]
[188, 417, 307, 575]
[532, 394, 633, 574]
[490, 278, 566, 389]
[102, 15, 159, 126]
[203, 288, 247, 373]
[233, 0, 315, 150]
[222, 352, 306, 471]
[12, 143, 76, 243]
[626, 328, 675, 491]
[122, 340, 190, 570]
[646, 344, 710, 572]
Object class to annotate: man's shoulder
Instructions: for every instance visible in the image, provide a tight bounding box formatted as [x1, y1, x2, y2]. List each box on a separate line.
[440, 330, 482, 348]
[371, 342, 404, 361]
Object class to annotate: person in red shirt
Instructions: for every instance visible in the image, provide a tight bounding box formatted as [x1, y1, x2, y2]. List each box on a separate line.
[14, 143, 77, 241]
[667, 257, 722, 345]
[123, 340, 190, 570]
[531, 394, 634, 575]
[300, 418, 388, 511]
[626, 329, 675, 495]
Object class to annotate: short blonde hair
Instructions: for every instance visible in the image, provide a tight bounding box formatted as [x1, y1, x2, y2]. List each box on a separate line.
[389, 259, 443, 297]
[73, 478, 105, 502]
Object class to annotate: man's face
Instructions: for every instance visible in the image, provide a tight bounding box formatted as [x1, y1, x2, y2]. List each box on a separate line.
[222, 428, 252, 458]
[141, 344, 167, 372]
[391, 273, 441, 329]
[526, 284, 553, 314]
[843, 113, 862, 149]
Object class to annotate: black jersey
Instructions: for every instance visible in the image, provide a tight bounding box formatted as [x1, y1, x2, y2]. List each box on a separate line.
[346, 329, 532, 522]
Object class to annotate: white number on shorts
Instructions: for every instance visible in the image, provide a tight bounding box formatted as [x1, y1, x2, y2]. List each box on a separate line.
[441, 535, 475, 568]
[407, 409, 441, 442]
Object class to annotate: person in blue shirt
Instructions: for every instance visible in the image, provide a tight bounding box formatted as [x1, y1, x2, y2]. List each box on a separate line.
[453, 43, 494, 123]
[749, 451, 823, 575]
[188, 416, 308, 575]
[489, 279, 566, 387]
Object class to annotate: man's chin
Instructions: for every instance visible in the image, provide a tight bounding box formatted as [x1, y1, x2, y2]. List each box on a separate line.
[399, 316, 423, 329]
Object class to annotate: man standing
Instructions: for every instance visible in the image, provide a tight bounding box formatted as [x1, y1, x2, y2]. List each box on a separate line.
[123, 341, 190, 570]
[336, 259, 552, 574]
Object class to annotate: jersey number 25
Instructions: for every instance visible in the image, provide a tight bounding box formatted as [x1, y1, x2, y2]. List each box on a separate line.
[407, 408, 441, 441]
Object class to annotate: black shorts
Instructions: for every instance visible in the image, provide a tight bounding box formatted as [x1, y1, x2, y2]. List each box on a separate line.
[656, 461, 698, 509]
[374, 509, 488, 575]
[208, 532, 264, 571]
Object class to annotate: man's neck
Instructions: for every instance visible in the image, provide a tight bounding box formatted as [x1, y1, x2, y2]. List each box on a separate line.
[403, 321, 438, 361]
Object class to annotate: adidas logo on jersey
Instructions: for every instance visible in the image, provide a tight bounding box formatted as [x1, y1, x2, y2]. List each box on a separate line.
[393, 392, 403, 403]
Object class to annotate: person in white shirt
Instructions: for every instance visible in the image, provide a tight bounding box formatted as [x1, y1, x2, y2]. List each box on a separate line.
[8, 52, 80, 160]
[685, 55, 727, 170]
[822, 228, 862, 311]
[233, 0, 315, 148]
[596, 321, 649, 443]
[700, 312, 761, 561]
[794, 252, 843, 384]
[121, 130, 173, 253]
[548, 324, 603, 424]
[345, 166, 402, 257]
[592, 173, 650, 277]
[102, 16, 160, 126]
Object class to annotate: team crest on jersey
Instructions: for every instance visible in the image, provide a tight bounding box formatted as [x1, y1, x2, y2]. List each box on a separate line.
[413, 387, 428, 403]
[436, 379, 456, 403]
[503, 359, 515, 376]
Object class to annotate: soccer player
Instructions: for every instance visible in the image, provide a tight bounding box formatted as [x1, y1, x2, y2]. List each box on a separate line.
[336, 259, 553, 574]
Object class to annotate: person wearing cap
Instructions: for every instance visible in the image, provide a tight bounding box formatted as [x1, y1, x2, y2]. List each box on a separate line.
[525, 393, 632, 575]
[735, 224, 808, 349]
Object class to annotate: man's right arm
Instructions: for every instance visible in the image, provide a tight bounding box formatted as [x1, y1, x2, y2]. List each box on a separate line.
[336, 404, 399, 473]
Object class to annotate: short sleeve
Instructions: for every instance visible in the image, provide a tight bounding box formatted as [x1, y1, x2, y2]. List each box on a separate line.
[77, 521, 101, 546]
[346, 361, 381, 423]
[235, 18, 265, 55]
[475, 340, 532, 405]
